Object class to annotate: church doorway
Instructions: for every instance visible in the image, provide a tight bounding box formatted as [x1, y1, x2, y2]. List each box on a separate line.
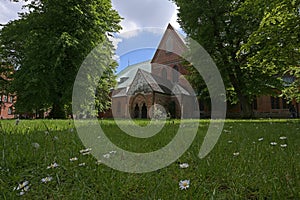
[131, 94, 148, 119]
[134, 104, 139, 118]
[141, 103, 147, 119]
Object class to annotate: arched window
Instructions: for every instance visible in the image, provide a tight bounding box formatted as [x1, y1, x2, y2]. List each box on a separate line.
[172, 65, 179, 82]
[161, 68, 167, 80]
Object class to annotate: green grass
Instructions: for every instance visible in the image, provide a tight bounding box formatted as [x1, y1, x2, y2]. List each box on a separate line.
[0, 119, 299, 199]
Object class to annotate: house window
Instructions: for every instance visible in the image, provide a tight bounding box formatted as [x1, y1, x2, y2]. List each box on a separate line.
[271, 97, 280, 109]
[8, 107, 13, 115]
[3, 95, 8, 102]
[8, 96, 13, 103]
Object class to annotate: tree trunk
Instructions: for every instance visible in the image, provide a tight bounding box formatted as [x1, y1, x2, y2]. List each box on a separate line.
[49, 102, 66, 119]
[227, 65, 253, 118]
[238, 94, 253, 118]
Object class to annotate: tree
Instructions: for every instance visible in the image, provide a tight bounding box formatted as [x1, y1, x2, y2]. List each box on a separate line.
[238, 0, 300, 101]
[172, 0, 299, 117]
[0, 0, 121, 118]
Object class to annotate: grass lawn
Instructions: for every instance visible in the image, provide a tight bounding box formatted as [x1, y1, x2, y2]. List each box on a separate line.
[0, 119, 299, 199]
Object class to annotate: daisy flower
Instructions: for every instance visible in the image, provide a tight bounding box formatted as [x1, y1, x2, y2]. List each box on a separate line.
[41, 176, 53, 183]
[14, 181, 30, 196]
[270, 142, 277, 146]
[78, 163, 86, 167]
[233, 152, 240, 156]
[179, 179, 190, 190]
[109, 150, 117, 154]
[80, 148, 92, 154]
[258, 138, 264, 141]
[279, 136, 287, 140]
[47, 162, 59, 169]
[280, 144, 287, 148]
[19, 185, 30, 196]
[103, 153, 110, 159]
[69, 157, 78, 162]
[82, 151, 91, 156]
[179, 163, 189, 169]
[14, 180, 29, 191]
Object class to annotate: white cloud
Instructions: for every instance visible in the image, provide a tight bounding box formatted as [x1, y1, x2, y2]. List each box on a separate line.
[112, 0, 181, 37]
[0, 0, 26, 25]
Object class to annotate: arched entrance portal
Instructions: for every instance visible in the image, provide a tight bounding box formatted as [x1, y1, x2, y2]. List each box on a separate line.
[131, 94, 148, 119]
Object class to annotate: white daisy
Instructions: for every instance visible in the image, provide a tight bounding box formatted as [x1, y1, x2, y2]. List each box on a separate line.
[69, 157, 78, 162]
[258, 138, 264, 141]
[80, 148, 92, 154]
[179, 163, 189, 169]
[179, 179, 190, 190]
[14, 181, 30, 196]
[14, 180, 29, 191]
[41, 176, 53, 183]
[270, 142, 277, 146]
[280, 144, 287, 148]
[82, 151, 91, 156]
[279, 136, 287, 140]
[78, 162, 86, 166]
[103, 153, 110, 159]
[47, 162, 59, 169]
[233, 152, 240, 156]
[109, 150, 117, 154]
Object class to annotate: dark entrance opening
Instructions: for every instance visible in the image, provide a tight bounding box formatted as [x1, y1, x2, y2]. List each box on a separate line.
[141, 103, 147, 119]
[168, 101, 176, 118]
[134, 104, 139, 118]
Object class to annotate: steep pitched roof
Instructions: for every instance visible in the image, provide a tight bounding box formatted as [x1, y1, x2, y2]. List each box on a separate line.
[126, 69, 191, 96]
[116, 60, 151, 89]
[151, 24, 187, 64]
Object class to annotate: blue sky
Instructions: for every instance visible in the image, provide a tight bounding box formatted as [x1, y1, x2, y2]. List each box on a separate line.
[0, 0, 182, 74]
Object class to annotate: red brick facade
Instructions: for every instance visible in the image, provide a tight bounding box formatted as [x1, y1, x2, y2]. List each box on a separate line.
[0, 94, 15, 119]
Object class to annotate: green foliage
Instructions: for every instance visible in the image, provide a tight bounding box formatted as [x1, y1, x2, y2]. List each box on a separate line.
[0, 0, 121, 118]
[238, 0, 300, 101]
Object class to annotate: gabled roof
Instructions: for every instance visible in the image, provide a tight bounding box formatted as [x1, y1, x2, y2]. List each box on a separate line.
[126, 69, 191, 96]
[151, 24, 187, 64]
[116, 60, 151, 89]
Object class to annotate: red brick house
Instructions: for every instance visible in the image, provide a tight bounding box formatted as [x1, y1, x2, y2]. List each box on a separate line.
[109, 24, 300, 118]
[0, 93, 15, 119]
